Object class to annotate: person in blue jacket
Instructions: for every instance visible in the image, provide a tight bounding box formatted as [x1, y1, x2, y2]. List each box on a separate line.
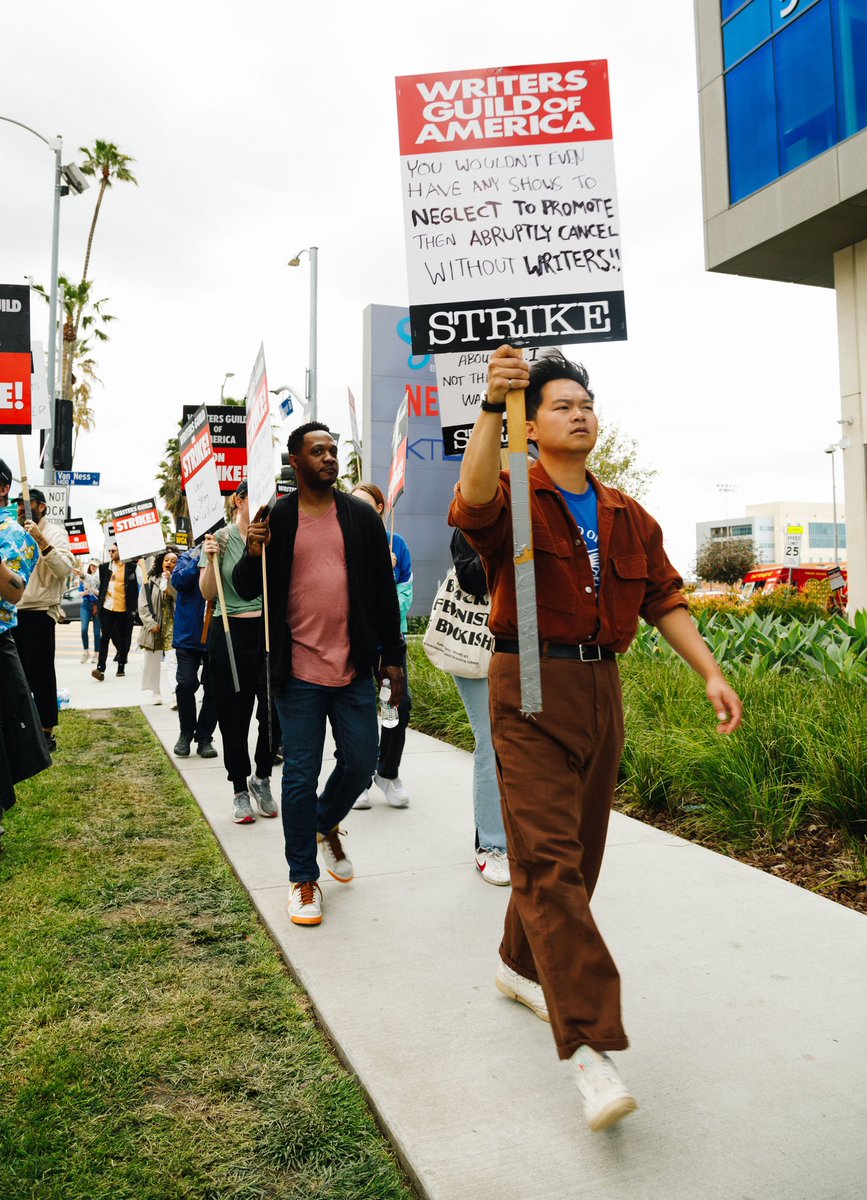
[171, 543, 218, 758]
[351, 482, 413, 809]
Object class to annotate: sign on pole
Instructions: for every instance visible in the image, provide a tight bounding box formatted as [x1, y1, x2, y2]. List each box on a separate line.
[784, 525, 803, 568]
[397, 62, 627, 713]
[55, 470, 100, 487]
[0, 284, 32, 434]
[348, 387, 360, 449]
[244, 344, 274, 516]
[182, 406, 247, 494]
[43, 484, 69, 526]
[434, 347, 540, 455]
[179, 404, 225, 544]
[385, 393, 409, 517]
[111, 498, 165, 563]
[64, 518, 90, 556]
[395, 61, 626, 356]
[30, 341, 51, 431]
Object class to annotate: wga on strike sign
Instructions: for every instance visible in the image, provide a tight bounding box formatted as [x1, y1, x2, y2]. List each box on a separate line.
[395, 61, 626, 355]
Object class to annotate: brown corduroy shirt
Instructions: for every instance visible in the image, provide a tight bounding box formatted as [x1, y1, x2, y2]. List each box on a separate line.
[448, 461, 687, 653]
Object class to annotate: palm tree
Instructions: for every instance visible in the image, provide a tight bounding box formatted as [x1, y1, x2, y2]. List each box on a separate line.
[32, 277, 115, 414]
[71, 356, 100, 461]
[78, 141, 138, 290]
[53, 141, 137, 401]
[156, 434, 185, 523]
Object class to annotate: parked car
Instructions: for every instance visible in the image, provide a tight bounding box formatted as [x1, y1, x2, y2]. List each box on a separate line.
[60, 586, 82, 622]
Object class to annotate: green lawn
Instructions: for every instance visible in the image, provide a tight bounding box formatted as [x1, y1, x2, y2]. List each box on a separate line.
[0, 709, 415, 1200]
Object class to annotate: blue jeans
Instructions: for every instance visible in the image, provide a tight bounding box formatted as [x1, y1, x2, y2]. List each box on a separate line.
[275, 672, 379, 882]
[453, 673, 507, 854]
[80, 597, 101, 652]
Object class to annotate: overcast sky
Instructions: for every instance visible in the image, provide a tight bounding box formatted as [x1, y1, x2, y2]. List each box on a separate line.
[1, 0, 844, 573]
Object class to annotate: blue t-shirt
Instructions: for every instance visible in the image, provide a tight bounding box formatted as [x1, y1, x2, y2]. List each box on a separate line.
[556, 481, 600, 590]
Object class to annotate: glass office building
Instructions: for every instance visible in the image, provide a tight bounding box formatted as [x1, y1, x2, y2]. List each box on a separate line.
[723, 0, 867, 203]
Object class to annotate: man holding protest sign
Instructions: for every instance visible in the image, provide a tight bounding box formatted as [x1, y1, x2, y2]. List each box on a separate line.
[234, 422, 405, 927]
[450, 345, 742, 1132]
[14, 488, 75, 751]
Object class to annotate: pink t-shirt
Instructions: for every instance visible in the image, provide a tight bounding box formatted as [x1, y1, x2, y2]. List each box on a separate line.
[286, 505, 355, 686]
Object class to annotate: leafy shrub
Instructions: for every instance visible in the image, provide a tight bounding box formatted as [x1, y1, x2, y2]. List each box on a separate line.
[750, 584, 828, 622]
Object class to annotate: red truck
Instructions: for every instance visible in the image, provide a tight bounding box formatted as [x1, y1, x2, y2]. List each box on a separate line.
[740, 563, 848, 605]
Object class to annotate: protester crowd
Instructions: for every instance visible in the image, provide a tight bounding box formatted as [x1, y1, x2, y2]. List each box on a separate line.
[1, 351, 745, 1134]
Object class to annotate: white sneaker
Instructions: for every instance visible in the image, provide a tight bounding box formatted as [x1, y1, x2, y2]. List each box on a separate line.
[288, 881, 322, 926]
[152, 694, 162, 706]
[374, 773, 409, 808]
[91, 653, 99, 663]
[495, 960, 549, 1022]
[475, 848, 511, 886]
[317, 827, 354, 882]
[353, 789, 372, 810]
[568, 1046, 638, 1132]
[80, 651, 90, 663]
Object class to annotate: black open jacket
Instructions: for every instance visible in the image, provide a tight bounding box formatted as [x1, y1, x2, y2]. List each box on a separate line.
[97, 560, 140, 612]
[232, 489, 404, 688]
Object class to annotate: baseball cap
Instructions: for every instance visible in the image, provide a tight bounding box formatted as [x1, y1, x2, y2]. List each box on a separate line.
[17, 487, 46, 506]
[235, 480, 248, 497]
[0, 460, 11, 487]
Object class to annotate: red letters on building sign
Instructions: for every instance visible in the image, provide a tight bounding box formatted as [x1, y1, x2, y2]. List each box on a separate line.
[405, 383, 439, 417]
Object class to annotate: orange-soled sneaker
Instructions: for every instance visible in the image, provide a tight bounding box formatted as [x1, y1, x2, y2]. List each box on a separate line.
[317, 827, 354, 882]
[288, 881, 322, 926]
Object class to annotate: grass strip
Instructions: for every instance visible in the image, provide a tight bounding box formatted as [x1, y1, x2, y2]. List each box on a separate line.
[0, 708, 415, 1200]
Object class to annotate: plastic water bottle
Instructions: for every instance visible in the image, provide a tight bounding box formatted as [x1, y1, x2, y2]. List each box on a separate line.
[379, 681, 399, 729]
[57, 688, 71, 711]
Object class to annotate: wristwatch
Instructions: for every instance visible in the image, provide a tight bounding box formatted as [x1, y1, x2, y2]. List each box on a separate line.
[480, 399, 506, 413]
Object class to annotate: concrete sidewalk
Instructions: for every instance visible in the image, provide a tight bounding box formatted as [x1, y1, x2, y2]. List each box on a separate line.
[56, 626, 867, 1200]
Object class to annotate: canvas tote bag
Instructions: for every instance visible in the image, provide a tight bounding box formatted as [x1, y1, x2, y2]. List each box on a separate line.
[422, 568, 493, 679]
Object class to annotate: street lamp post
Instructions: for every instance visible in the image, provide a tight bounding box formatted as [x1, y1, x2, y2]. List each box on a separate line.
[288, 246, 318, 421]
[220, 371, 235, 403]
[0, 116, 88, 483]
[825, 443, 842, 566]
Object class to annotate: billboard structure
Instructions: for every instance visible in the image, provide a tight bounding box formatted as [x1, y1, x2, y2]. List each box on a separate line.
[693, 0, 867, 613]
[362, 304, 462, 615]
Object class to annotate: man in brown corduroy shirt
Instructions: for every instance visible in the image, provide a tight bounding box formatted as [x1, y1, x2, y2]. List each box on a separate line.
[449, 343, 742, 1132]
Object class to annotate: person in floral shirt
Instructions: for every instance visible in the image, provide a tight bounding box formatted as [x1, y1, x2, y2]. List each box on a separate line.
[0, 508, 51, 836]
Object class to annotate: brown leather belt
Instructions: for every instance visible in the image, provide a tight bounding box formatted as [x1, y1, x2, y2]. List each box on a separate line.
[494, 639, 615, 662]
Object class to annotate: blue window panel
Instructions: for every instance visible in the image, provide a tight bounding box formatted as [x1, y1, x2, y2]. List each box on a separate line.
[809, 521, 847, 548]
[726, 44, 779, 201]
[772, 0, 820, 33]
[722, 0, 751, 18]
[724, 0, 772, 66]
[774, 1, 837, 173]
[834, 0, 867, 140]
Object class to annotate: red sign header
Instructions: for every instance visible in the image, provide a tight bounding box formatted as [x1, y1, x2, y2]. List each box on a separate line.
[396, 61, 611, 155]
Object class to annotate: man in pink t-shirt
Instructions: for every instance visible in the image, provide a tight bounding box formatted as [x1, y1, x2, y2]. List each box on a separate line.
[236, 423, 405, 927]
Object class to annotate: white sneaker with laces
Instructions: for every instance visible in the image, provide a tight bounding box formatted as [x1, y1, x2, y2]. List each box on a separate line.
[352, 789, 372, 810]
[495, 960, 549, 1022]
[288, 881, 322, 926]
[475, 848, 511, 886]
[80, 651, 90, 663]
[317, 827, 354, 882]
[374, 773, 409, 808]
[568, 1046, 638, 1132]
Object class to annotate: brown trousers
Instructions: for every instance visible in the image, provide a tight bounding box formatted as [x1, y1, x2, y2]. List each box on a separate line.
[489, 651, 628, 1058]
